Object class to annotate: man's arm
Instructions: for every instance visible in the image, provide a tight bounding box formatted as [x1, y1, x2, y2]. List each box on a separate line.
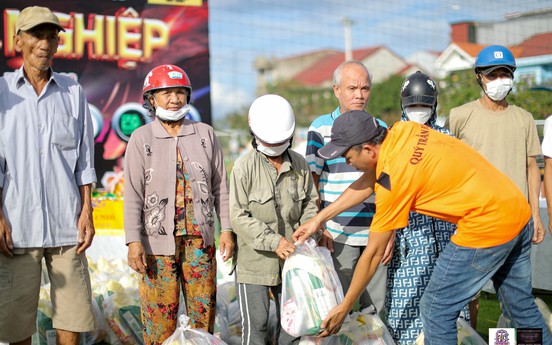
[527, 156, 545, 243]
[293, 171, 376, 243]
[77, 184, 95, 254]
[318, 230, 393, 336]
[0, 188, 13, 257]
[544, 157, 552, 236]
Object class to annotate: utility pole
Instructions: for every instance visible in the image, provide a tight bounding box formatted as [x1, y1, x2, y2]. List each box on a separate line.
[342, 17, 355, 61]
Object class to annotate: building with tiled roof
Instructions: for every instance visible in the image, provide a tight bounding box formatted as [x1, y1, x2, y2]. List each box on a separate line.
[435, 32, 552, 86]
[435, 7, 552, 86]
[254, 45, 418, 93]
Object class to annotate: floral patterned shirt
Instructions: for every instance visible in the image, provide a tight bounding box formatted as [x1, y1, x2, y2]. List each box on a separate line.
[175, 148, 201, 236]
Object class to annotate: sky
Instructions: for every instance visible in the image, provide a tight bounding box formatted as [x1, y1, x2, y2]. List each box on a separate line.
[208, 0, 552, 121]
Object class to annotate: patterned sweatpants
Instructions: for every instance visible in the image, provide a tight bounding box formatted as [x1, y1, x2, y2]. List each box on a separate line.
[384, 212, 470, 345]
[139, 235, 216, 345]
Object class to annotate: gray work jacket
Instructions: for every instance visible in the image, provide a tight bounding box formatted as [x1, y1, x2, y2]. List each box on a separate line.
[230, 148, 318, 286]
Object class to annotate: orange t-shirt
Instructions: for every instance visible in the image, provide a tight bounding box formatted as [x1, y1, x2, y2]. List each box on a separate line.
[370, 121, 531, 248]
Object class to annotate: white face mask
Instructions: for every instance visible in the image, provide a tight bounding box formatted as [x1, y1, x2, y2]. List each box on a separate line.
[484, 78, 513, 101]
[256, 138, 290, 157]
[405, 106, 432, 124]
[156, 104, 191, 122]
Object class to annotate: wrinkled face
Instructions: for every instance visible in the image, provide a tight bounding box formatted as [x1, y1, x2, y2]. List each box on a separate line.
[333, 64, 371, 113]
[14, 24, 59, 72]
[150, 87, 188, 110]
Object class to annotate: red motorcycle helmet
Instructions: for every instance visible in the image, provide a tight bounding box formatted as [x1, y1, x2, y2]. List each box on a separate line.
[142, 64, 192, 103]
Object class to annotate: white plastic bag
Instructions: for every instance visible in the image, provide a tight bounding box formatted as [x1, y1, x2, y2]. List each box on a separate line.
[498, 297, 552, 334]
[214, 281, 241, 344]
[161, 314, 228, 345]
[534, 297, 552, 333]
[299, 306, 395, 345]
[281, 238, 344, 337]
[415, 317, 486, 345]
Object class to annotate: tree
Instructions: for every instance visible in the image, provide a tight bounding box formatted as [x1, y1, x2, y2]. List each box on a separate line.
[218, 106, 249, 131]
[437, 70, 481, 118]
[366, 74, 404, 125]
[508, 87, 552, 120]
[220, 69, 552, 132]
[437, 70, 552, 120]
[263, 76, 406, 127]
[265, 80, 337, 127]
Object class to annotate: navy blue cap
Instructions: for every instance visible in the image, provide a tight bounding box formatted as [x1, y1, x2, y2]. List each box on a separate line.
[318, 110, 380, 160]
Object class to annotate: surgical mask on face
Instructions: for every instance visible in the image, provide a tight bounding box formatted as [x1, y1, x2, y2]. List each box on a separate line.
[156, 104, 191, 122]
[405, 106, 432, 124]
[484, 78, 513, 101]
[256, 138, 290, 157]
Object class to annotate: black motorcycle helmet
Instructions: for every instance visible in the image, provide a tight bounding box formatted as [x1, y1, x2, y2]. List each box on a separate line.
[400, 71, 438, 111]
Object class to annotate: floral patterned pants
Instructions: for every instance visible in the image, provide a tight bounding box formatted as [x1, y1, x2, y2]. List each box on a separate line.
[139, 235, 216, 345]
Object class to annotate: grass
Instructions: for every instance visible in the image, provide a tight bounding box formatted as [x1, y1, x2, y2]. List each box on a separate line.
[475, 290, 552, 340]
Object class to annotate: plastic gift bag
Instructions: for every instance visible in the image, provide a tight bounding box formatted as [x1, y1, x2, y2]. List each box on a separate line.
[337, 307, 395, 344]
[535, 297, 552, 333]
[415, 317, 486, 345]
[281, 238, 344, 337]
[299, 306, 395, 345]
[498, 297, 552, 334]
[162, 314, 228, 345]
[214, 281, 242, 344]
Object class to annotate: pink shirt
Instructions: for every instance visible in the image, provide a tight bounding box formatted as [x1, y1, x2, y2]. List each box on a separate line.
[124, 119, 230, 255]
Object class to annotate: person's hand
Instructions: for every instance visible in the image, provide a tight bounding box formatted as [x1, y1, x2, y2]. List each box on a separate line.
[293, 217, 323, 245]
[219, 231, 235, 262]
[318, 303, 350, 337]
[275, 237, 296, 259]
[381, 230, 396, 265]
[128, 242, 147, 274]
[0, 212, 13, 257]
[76, 208, 95, 254]
[318, 228, 334, 252]
[532, 217, 546, 244]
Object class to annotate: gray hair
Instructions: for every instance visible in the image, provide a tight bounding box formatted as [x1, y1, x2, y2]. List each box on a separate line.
[333, 60, 372, 87]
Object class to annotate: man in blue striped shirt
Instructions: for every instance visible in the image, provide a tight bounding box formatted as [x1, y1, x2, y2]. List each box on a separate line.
[306, 60, 388, 313]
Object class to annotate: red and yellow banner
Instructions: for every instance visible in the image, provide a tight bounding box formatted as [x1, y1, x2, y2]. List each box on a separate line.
[1, 1, 210, 231]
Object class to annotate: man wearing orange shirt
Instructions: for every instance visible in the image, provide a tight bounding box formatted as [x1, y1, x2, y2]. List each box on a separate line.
[293, 110, 551, 345]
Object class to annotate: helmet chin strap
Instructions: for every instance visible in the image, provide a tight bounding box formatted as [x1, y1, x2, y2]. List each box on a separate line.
[476, 73, 483, 87]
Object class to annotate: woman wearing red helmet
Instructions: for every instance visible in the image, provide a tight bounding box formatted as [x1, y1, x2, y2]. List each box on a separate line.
[123, 64, 234, 344]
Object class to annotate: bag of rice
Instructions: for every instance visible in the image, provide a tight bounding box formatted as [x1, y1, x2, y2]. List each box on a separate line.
[281, 238, 344, 337]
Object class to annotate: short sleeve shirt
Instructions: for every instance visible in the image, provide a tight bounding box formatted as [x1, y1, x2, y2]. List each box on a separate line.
[370, 122, 531, 248]
[542, 116, 552, 158]
[448, 100, 541, 198]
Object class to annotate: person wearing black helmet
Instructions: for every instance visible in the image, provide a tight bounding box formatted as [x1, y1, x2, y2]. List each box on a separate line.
[382, 71, 470, 344]
[447, 45, 545, 329]
[400, 71, 442, 128]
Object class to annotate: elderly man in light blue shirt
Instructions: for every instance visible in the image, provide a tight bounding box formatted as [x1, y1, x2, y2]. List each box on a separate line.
[0, 6, 96, 345]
